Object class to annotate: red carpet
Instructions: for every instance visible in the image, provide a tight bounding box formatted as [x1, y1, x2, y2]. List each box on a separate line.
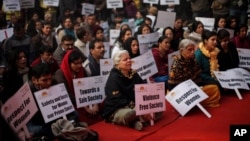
[89, 91, 250, 141]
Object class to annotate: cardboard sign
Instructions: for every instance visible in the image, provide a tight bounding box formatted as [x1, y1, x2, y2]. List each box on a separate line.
[155, 11, 176, 28]
[137, 32, 159, 54]
[34, 83, 75, 123]
[73, 76, 105, 108]
[100, 58, 113, 76]
[143, 0, 159, 5]
[1, 82, 38, 132]
[237, 48, 250, 68]
[81, 3, 95, 15]
[166, 79, 208, 116]
[0, 28, 13, 42]
[160, 0, 180, 5]
[20, 0, 34, 9]
[103, 42, 110, 59]
[227, 68, 250, 84]
[109, 29, 120, 46]
[107, 0, 123, 9]
[132, 50, 158, 80]
[135, 82, 166, 115]
[213, 71, 249, 90]
[3, 0, 21, 11]
[43, 0, 59, 7]
[195, 17, 215, 31]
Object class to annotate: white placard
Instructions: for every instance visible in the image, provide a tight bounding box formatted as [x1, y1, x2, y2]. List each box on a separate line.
[143, 0, 159, 4]
[213, 71, 249, 90]
[34, 83, 75, 123]
[107, 0, 123, 9]
[81, 3, 95, 15]
[237, 48, 250, 68]
[155, 11, 176, 28]
[103, 42, 110, 59]
[195, 17, 215, 31]
[132, 50, 158, 80]
[100, 58, 113, 83]
[73, 76, 105, 108]
[166, 79, 208, 116]
[43, 0, 59, 7]
[137, 32, 159, 54]
[1, 82, 38, 132]
[227, 68, 250, 84]
[100, 58, 113, 76]
[135, 82, 166, 115]
[160, 0, 180, 6]
[0, 28, 13, 42]
[109, 29, 120, 46]
[20, 0, 34, 9]
[146, 15, 156, 28]
[3, 0, 21, 11]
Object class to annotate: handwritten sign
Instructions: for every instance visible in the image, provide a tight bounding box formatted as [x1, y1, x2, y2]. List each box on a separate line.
[143, 0, 159, 4]
[3, 0, 21, 11]
[135, 82, 166, 115]
[237, 48, 250, 68]
[107, 0, 123, 9]
[0, 28, 13, 42]
[81, 3, 95, 15]
[43, 0, 59, 7]
[34, 83, 75, 123]
[132, 50, 158, 80]
[160, 0, 180, 5]
[20, 0, 34, 9]
[73, 76, 105, 108]
[1, 82, 38, 132]
[166, 79, 208, 116]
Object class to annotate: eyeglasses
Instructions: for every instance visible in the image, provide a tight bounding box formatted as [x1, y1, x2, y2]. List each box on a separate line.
[63, 43, 74, 46]
[72, 61, 83, 65]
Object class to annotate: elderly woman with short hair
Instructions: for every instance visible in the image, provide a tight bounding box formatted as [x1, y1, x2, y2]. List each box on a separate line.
[168, 39, 221, 107]
[102, 50, 162, 130]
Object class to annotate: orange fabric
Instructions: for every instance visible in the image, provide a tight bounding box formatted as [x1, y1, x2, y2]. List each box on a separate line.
[201, 84, 221, 107]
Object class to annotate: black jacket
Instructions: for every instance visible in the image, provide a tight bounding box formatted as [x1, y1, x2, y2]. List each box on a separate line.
[102, 68, 144, 119]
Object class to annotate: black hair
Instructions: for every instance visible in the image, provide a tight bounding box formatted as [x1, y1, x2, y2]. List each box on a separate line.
[201, 29, 217, 43]
[89, 39, 102, 50]
[39, 45, 54, 54]
[158, 35, 169, 44]
[30, 63, 51, 79]
[76, 27, 87, 39]
[217, 29, 230, 40]
[116, 28, 132, 43]
[61, 35, 75, 42]
[191, 20, 204, 33]
[124, 37, 140, 58]
[136, 23, 153, 35]
[162, 26, 174, 36]
[68, 50, 83, 63]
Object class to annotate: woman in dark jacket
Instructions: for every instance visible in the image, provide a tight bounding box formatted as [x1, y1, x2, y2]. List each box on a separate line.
[217, 29, 239, 71]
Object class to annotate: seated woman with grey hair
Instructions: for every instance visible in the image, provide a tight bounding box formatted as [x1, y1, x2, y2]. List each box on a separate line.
[102, 50, 162, 130]
[168, 39, 221, 108]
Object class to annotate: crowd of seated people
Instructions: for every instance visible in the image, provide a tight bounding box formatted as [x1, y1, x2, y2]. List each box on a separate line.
[0, 0, 250, 140]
